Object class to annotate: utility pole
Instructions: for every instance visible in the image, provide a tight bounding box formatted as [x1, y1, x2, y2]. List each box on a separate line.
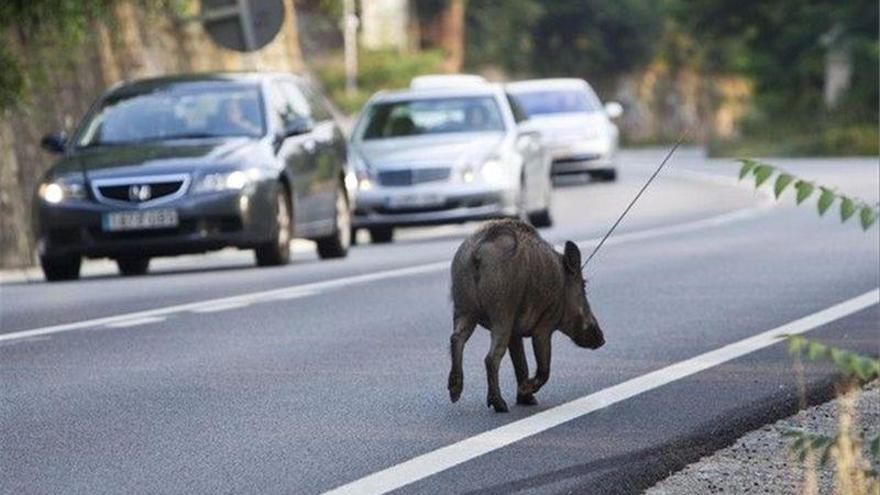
[343, 0, 359, 96]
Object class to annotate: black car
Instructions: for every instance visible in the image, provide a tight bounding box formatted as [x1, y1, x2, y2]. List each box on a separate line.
[35, 73, 352, 281]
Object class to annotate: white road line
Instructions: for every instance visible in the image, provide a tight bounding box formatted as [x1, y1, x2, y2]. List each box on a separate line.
[104, 316, 166, 328]
[0, 261, 448, 343]
[191, 301, 253, 313]
[0, 197, 774, 344]
[323, 288, 880, 495]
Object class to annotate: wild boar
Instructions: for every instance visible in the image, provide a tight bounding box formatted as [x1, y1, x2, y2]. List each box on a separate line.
[448, 219, 604, 412]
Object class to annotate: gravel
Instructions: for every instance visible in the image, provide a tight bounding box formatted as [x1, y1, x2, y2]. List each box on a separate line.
[646, 381, 879, 495]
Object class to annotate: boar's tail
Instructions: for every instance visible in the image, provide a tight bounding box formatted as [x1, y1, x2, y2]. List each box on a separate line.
[471, 223, 520, 284]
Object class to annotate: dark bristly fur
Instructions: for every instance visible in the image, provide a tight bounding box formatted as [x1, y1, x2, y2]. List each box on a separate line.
[448, 219, 605, 413]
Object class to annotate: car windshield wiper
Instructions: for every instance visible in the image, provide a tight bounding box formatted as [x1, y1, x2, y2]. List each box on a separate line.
[76, 133, 225, 148]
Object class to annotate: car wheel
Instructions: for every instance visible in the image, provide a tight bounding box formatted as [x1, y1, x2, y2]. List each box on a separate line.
[40, 255, 82, 282]
[529, 209, 553, 228]
[316, 186, 351, 259]
[592, 168, 617, 182]
[255, 184, 292, 267]
[369, 227, 393, 244]
[117, 256, 150, 276]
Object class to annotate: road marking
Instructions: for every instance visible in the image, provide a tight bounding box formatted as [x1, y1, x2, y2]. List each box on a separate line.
[323, 288, 879, 495]
[104, 316, 166, 328]
[0, 195, 774, 344]
[191, 301, 252, 313]
[0, 262, 449, 343]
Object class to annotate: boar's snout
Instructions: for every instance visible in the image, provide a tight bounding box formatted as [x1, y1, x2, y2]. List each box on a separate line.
[572, 314, 604, 349]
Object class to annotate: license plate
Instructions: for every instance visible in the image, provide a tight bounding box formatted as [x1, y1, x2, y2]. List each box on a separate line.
[102, 209, 179, 231]
[386, 194, 444, 209]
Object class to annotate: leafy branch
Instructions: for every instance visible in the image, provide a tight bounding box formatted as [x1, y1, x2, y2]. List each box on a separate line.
[784, 335, 880, 485]
[788, 335, 880, 382]
[737, 158, 879, 231]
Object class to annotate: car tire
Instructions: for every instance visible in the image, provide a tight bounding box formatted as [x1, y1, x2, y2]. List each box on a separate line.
[316, 186, 351, 259]
[529, 209, 554, 228]
[117, 256, 150, 276]
[255, 184, 292, 267]
[40, 255, 82, 282]
[592, 168, 617, 182]
[369, 227, 394, 244]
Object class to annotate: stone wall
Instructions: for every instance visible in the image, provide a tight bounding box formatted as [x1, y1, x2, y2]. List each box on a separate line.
[0, 0, 304, 267]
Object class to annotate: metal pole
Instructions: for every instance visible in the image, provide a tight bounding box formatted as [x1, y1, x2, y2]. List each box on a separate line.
[343, 0, 358, 96]
[237, 0, 258, 68]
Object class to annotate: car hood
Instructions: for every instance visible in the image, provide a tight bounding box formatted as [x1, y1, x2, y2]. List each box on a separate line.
[523, 112, 609, 137]
[354, 133, 504, 170]
[52, 138, 269, 180]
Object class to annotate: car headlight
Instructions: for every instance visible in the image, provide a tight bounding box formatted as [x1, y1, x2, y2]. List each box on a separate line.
[193, 170, 252, 193]
[38, 181, 85, 204]
[480, 159, 506, 184]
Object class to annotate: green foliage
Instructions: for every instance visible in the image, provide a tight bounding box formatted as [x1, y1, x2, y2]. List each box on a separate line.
[314, 49, 445, 114]
[784, 336, 880, 481]
[787, 336, 880, 382]
[736, 159, 879, 230]
[0, 0, 183, 111]
[674, 0, 878, 125]
[709, 124, 880, 158]
[464, 0, 661, 80]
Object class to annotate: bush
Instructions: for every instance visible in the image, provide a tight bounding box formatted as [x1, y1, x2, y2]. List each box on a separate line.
[709, 124, 879, 157]
[313, 49, 445, 115]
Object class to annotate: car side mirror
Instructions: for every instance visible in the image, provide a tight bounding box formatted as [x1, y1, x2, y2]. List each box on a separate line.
[604, 101, 623, 119]
[41, 132, 67, 154]
[284, 116, 314, 137]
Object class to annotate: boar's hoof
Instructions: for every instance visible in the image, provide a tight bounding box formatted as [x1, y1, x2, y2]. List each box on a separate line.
[518, 380, 539, 396]
[448, 374, 463, 403]
[516, 393, 538, 406]
[487, 395, 509, 413]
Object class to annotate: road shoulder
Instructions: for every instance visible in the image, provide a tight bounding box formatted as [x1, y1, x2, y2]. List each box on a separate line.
[647, 380, 879, 494]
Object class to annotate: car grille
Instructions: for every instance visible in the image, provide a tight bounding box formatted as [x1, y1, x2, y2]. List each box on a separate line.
[92, 174, 189, 206]
[378, 167, 451, 187]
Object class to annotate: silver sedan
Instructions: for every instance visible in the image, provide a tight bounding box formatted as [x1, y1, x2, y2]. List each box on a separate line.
[348, 85, 553, 243]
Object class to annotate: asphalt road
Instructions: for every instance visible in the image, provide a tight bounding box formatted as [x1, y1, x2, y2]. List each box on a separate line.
[1, 148, 878, 495]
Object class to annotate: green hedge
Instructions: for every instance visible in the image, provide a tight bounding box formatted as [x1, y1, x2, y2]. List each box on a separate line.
[709, 124, 879, 157]
[313, 49, 446, 115]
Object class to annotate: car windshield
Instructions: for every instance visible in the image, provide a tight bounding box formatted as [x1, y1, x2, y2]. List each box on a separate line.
[76, 82, 265, 147]
[512, 89, 600, 116]
[361, 96, 505, 140]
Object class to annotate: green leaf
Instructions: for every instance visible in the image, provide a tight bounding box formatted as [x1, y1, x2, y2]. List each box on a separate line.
[840, 197, 856, 222]
[830, 347, 849, 370]
[795, 181, 815, 204]
[860, 206, 878, 230]
[817, 187, 835, 216]
[806, 341, 827, 360]
[870, 435, 880, 460]
[787, 335, 807, 356]
[754, 165, 774, 187]
[738, 159, 758, 180]
[853, 357, 879, 381]
[773, 174, 794, 198]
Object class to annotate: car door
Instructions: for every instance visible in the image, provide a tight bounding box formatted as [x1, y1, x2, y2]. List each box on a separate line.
[298, 80, 346, 227]
[269, 79, 322, 232]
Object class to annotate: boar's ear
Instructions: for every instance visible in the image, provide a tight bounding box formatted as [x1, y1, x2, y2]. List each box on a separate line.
[563, 241, 582, 274]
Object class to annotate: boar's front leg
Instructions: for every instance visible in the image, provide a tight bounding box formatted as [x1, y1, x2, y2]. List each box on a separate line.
[485, 325, 512, 413]
[519, 332, 551, 396]
[509, 336, 537, 406]
[448, 315, 476, 403]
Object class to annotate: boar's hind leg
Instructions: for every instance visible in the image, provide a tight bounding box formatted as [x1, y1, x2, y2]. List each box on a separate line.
[510, 337, 538, 405]
[520, 332, 551, 396]
[485, 327, 512, 413]
[448, 316, 476, 403]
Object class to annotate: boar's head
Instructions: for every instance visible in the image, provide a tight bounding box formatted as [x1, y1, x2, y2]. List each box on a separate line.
[559, 241, 605, 350]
